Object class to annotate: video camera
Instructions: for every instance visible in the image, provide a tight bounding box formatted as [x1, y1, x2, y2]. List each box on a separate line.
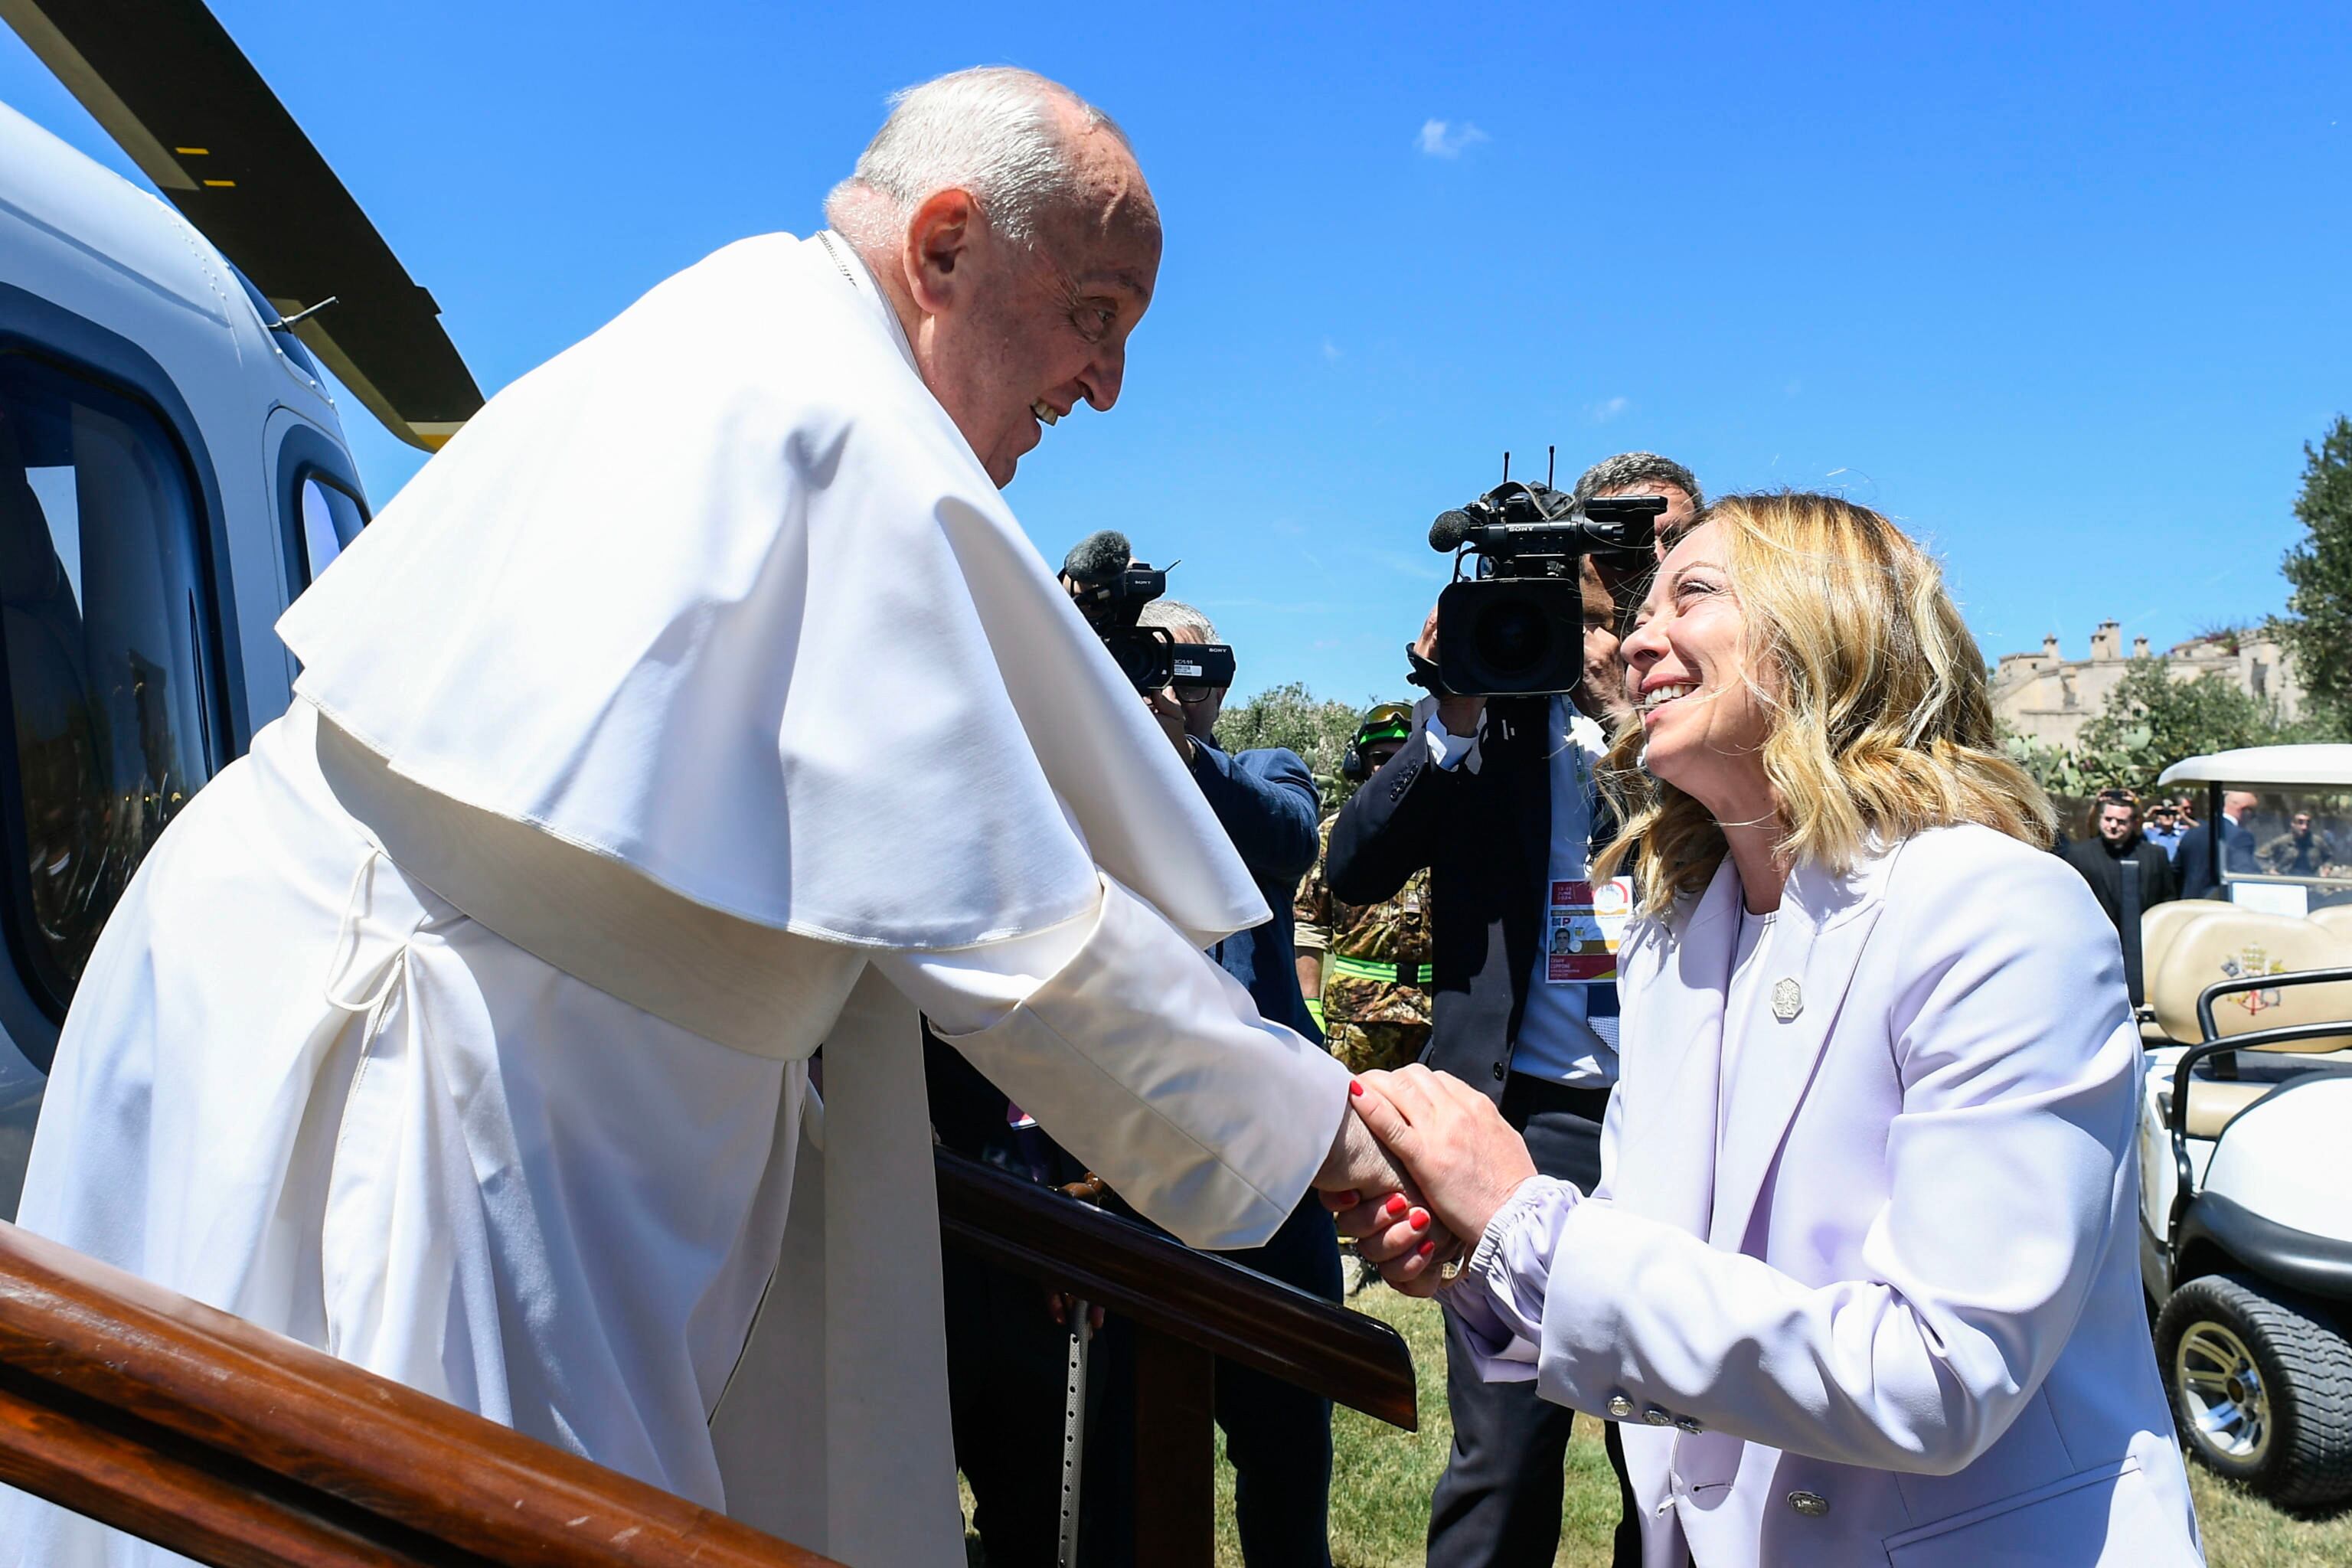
[1423, 482, 1665, 697]
[1061, 531, 1236, 694]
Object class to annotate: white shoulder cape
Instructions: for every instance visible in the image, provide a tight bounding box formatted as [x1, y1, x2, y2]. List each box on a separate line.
[277, 231, 1266, 953]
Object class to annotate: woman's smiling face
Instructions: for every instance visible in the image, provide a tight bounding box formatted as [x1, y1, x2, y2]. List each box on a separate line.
[1619, 520, 1775, 818]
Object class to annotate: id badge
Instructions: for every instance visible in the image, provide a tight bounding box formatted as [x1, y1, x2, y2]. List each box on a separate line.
[1546, 877, 1632, 983]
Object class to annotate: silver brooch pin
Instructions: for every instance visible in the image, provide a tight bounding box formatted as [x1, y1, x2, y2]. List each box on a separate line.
[1772, 978, 1803, 1021]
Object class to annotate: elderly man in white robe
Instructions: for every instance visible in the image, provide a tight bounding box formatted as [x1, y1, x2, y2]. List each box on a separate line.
[0, 67, 1425, 1568]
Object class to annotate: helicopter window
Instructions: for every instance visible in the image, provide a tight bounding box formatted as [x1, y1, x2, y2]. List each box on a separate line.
[296, 474, 368, 585]
[0, 354, 221, 1014]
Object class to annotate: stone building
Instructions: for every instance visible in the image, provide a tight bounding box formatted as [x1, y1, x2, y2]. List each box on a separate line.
[1989, 620, 2305, 747]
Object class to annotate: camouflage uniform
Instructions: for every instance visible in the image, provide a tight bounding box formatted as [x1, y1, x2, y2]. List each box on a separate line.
[1295, 812, 1433, 1074]
[2259, 828, 2340, 877]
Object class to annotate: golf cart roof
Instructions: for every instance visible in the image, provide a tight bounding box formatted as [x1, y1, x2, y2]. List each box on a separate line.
[2158, 746, 2352, 788]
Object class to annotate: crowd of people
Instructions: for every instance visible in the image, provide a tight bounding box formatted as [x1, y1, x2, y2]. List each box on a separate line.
[0, 63, 2209, 1568]
[2060, 784, 2349, 995]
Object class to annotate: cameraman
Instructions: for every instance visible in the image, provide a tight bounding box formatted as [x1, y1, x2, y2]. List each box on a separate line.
[995, 587, 1333, 1563]
[1326, 469, 1696, 1568]
[1575, 452, 1702, 704]
[1138, 601, 1324, 1038]
[1573, 450, 1701, 549]
[933, 593, 1338, 1565]
[1100, 598, 1342, 1566]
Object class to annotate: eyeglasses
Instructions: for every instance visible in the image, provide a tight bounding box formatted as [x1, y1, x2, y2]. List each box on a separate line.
[1173, 683, 1228, 705]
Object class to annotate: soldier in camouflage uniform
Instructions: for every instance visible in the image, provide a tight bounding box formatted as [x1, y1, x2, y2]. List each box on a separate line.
[1295, 704, 1433, 1074]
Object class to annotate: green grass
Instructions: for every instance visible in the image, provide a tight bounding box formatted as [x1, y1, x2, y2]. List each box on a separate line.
[1309, 1283, 1619, 1568]
[2188, 1467, 2352, 1566]
[966, 1286, 2352, 1565]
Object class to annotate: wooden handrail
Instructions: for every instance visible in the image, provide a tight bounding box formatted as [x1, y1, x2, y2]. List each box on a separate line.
[936, 1147, 1417, 1566]
[0, 1220, 841, 1568]
[0, 1154, 1414, 1568]
[935, 1146, 1417, 1430]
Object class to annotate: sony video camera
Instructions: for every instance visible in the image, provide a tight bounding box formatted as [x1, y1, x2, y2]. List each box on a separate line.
[1425, 482, 1665, 697]
[1061, 531, 1236, 694]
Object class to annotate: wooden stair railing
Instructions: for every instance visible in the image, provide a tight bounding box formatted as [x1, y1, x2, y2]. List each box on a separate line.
[0, 1219, 843, 1568]
[933, 1147, 1418, 1567]
[0, 1156, 1415, 1568]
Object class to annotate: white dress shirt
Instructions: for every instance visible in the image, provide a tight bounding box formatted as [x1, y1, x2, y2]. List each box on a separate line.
[1422, 695, 1618, 1086]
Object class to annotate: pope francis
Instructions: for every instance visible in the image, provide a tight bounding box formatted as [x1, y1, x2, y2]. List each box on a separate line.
[0, 67, 1406, 1567]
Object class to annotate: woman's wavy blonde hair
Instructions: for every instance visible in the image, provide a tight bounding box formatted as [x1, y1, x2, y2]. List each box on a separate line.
[1597, 491, 2055, 916]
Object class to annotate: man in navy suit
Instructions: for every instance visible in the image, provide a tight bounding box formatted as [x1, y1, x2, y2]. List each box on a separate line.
[2177, 789, 2260, 900]
[1110, 597, 1341, 1566]
[933, 596, 1338, 1565]
[1141, 600, 1324, 1040]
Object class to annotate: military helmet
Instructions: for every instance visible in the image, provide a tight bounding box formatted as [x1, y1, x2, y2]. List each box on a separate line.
[1344, 702, 1415, 780]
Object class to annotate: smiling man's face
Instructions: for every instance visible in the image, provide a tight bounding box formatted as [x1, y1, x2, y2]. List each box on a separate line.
[900, 106, 1161, 488]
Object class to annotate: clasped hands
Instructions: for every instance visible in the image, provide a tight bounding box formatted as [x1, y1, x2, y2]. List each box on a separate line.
[1313, 1066, 1538, 1296]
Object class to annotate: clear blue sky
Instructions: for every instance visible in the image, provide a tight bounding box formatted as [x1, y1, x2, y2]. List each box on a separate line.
[5, 2, 2346, 707]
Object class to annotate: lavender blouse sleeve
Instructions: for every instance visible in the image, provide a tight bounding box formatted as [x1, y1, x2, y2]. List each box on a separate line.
[1442, 1175, 1583, 1381]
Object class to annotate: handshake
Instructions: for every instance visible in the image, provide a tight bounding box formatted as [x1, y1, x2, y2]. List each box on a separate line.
[1312, 1066, 1540, 1295]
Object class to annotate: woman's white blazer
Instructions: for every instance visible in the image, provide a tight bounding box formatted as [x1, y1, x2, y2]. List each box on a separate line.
[1514, 823, 2204, 1566]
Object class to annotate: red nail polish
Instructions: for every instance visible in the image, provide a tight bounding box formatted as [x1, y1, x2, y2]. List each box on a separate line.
[1417, 1241, 1437, 1257]
[1384, 1194, 1409, 1217]
[1410, 1209, 1431, 1231]
[1350, 1080, 1364, 1096]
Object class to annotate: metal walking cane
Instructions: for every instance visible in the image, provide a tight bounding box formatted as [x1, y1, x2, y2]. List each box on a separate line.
[1055, 1174, 1110, 1568]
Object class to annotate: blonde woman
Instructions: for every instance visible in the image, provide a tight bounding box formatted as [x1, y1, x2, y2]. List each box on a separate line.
[1336, 494, 2202, 1566]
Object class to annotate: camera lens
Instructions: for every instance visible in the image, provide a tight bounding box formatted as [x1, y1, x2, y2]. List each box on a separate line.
[1102, 629, 1174, 692]
[1473, 596, 1552, 677]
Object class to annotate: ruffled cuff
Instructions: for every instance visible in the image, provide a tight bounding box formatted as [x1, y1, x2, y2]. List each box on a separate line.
[1442, 1176, 1582, 1379]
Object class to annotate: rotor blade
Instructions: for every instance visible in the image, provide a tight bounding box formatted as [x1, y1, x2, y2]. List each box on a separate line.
[0, 0, 482, 450]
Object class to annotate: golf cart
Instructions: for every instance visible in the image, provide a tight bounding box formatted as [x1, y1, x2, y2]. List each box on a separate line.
[2136, 745, 2352, 1507]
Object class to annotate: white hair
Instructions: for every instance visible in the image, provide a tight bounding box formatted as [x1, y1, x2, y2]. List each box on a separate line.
[825, 67, 1129, 249]
[1139, 599, 1217, 642]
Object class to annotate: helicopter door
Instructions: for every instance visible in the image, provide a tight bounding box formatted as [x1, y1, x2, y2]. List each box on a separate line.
[0, 352, 228, 1045]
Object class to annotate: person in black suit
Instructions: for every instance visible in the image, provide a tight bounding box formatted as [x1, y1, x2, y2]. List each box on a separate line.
[2177, 789, 2260, 900]
[2060, 789, 2177, 1003]
[1326, 541, 1653, 1568]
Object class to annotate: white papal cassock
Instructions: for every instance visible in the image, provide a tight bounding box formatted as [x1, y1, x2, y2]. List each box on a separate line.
[0, 233, 1351, 1567]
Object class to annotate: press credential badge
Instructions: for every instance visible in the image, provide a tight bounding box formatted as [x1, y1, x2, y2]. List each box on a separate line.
[1547, 876, 1632, 983]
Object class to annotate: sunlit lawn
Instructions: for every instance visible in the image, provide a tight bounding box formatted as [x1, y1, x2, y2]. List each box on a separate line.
[967, 1285, 2352, 1565]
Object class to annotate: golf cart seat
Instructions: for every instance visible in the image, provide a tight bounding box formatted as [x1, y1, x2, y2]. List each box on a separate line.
[2312, 906, 2352, 942]
[2163, 1078, 2273, 1141]
[2144, 906, 2352, 1050]
[2144, 906, 2352, 1138]
[2142, 900, 2213, 982]
[2139, 903, 2216, 1044]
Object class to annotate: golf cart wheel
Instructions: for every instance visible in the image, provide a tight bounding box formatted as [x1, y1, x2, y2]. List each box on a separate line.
[2157, 1272, 2352, 1508]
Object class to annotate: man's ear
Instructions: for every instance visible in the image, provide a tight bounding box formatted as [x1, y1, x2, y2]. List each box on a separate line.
[902, 188, 978, 316]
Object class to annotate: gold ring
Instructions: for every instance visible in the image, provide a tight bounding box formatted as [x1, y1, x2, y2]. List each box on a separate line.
[1438, 1256, 1465, 1282]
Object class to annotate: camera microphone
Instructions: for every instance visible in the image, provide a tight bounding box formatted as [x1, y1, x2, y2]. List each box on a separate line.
[1429, 510, 1478, 553]
[1059, 531, 1176, 688]
[1063, 529, 1133, 582]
